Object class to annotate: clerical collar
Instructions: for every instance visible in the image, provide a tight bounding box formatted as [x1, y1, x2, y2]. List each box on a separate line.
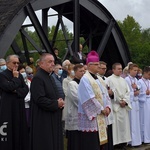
[7, 68, 12, 72]
[73, 78, 80, 84]
[89, 72, 98, 80]
[99, 75, 105, 80]
[40, 68, 52, 76]
[49, 72, 53, 76]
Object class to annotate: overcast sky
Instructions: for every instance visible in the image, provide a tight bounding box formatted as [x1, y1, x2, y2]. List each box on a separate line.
[24, 0, 150, 31]
[99, 0, 150, 29]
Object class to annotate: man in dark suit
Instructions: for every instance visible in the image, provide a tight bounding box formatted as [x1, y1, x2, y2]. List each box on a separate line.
[72, 44, 86, 64]
[0, 54, 29, 150]
[30, 53, 65, 150]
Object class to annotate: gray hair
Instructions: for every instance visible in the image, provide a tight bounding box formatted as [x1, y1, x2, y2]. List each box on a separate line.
[62, 59, 70, 67]
[36, 59, 40, 66]
[25, 66, 33, 74]
[5, 54, 19, 62]
[39, 53, 53, 62]
[0, 58, 6, 64]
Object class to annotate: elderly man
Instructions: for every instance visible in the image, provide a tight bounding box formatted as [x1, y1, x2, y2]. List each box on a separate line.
[51, 64, 65, 100]
[30, 53, 65, 150]
[51, 64, 65, 136]
[78, 51, 111, 150]
[0, 55, 29, 150]
[62, 59, 71, 78]
[0, 58, 7, 72]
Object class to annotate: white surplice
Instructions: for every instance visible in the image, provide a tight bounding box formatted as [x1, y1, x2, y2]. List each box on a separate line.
[98, 75, 114, 125]
[107, 74, 132, 145]
[65, 80, 78, 130]
[138, 78, 150, 143]
[125, 75, 141, 146]
[62, 76, 72, 121]
[78, 73, 111, 132]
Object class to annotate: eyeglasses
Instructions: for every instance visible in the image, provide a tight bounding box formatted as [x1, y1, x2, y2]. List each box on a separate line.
[12, 62, 20, 65]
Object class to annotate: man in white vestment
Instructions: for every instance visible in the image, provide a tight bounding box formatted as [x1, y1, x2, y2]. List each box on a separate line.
[107, 63, 132, 149]
[138, 66, 150, 144]
[98, 61, 114, 150]
[125, 64, 141, 146]
[78, 51, 111, 150]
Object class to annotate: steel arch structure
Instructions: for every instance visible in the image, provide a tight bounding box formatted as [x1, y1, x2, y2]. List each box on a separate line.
[0, 0, 131, 68]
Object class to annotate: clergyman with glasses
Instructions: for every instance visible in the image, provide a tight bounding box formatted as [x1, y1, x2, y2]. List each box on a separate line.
[0, 54, 29, 150]
[77, 51, 111, 150]
[98, 61, 114, 150]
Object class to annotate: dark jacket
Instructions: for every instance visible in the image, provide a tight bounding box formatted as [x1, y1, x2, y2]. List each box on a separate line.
[51, 73, 65, 100]
[0, 69, 29, 150]
[30, 68, 64, 150]
[71, 52, 86, 64]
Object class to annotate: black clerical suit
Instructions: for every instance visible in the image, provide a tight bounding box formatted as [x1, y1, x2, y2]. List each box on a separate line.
[30, 68, 64, 150]
[0, 69, 29, 150]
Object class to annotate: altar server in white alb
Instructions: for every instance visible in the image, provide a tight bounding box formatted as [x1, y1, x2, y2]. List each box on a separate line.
[138, 66, 150, 144]
[65, 64, 85, 150]
[107, 63, 132, 149]
[77, 51, 111, 150]
[125, 64, 141, 146]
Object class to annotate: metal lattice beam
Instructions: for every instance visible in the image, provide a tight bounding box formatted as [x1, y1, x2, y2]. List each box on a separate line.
[0, 0, 131, 68]
[25, 3, 55, 56]
[97, 19, 115, 56]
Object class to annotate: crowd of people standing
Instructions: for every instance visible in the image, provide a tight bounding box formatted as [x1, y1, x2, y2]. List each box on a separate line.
[0, 47, 150, 150]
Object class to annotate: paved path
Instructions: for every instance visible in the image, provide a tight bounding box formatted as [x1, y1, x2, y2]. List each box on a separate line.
[126, 144, 150, 150]
[64, 137, 150, 150]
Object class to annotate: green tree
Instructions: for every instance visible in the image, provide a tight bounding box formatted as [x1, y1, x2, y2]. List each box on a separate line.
[141, 28, 150, 43]
[118, 15, 150, 68]
[48, 25, 74, 59]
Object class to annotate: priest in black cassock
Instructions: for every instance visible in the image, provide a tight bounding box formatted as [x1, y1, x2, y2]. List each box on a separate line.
[30, 53, 65, 150]
[0, 55, 29, 150]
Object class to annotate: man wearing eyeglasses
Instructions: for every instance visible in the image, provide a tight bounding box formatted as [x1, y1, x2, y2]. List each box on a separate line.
[98, 61, 114, 150]
[0, 54, 29, 150]
[52, 64, 65, 100]
[77, 51, 111, 150]
[98, 61, 107, 80]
